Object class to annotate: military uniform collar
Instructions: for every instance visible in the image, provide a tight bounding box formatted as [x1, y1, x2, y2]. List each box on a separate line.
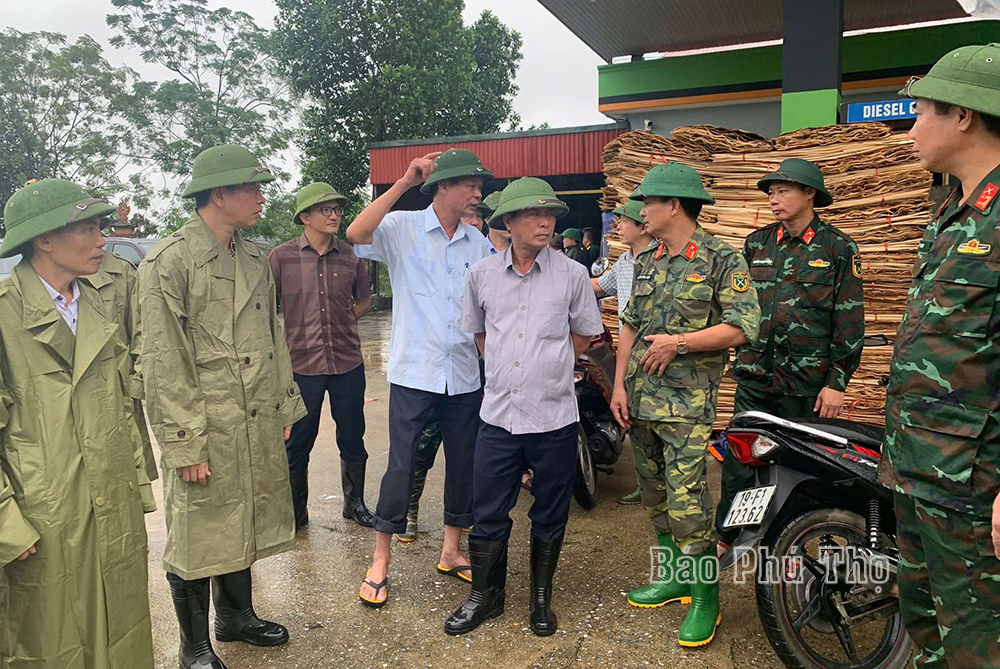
[953, 162, 1000, 217]
[776, 215, 822, 244]
[674, 224, 707, 262]
[182, 214, 260, 266]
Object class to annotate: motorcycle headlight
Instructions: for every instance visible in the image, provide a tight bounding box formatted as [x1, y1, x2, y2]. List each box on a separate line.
[751, 435, 781, 459]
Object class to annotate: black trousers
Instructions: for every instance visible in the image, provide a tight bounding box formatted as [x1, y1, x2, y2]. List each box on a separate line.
[715, 384, 818, 544]
[286, 364, 367, 471]
[373, 384, 482, 534]
[471, 422, 578, 543]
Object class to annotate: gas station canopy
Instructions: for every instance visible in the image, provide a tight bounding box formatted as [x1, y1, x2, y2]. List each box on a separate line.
[537, 0, 971, 61]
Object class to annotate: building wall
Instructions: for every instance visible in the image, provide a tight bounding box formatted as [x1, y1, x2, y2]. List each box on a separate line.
[627, 88, 909, 139]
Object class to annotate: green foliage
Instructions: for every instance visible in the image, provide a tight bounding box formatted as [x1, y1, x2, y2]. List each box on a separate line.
[0, 29, 149, 231]
[273, 0, 522, 198]
[107, 0, 295, 199]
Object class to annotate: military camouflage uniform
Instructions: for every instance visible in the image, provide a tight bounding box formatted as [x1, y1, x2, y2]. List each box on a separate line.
[622, 226, 761, 555]
[718, 216, 864, 540]
[878, 173, 1000, 668]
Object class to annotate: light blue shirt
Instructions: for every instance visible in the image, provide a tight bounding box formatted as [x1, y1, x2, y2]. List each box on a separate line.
[355, 205, 491, 395]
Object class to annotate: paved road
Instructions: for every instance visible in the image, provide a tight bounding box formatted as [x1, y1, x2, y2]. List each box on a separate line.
[144, 311, 782, 669]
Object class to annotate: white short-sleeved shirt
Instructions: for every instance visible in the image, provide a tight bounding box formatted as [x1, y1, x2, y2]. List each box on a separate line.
[354, 205, 491, 395]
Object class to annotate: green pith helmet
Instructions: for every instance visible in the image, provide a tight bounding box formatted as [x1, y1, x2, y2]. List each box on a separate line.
[294, 182, 348, 224]
[613, 199, 645, 225]
[757, 158, 833, 208]
[182, 144, 275, 198]
[420, 148, 493, 194]
[629, 162, 715, 205]
[561, 227, 582, 242]
[478, 191, 502, 215]
[488, 177, 569, 225]
[1, 179, 115, 258]
[901, 43, 1000, 117]
[480, 192, 506, 230]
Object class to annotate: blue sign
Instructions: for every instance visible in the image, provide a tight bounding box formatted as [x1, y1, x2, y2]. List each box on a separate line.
[846, 99, 917, 123]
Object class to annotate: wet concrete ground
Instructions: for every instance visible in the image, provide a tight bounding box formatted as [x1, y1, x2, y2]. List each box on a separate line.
[144, 311, 782, 669]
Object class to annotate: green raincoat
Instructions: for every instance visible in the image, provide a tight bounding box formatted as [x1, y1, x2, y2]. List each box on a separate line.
[0, 262, 154, 669]
[136, 214, 307, 580]
[82, 250, 158, 482]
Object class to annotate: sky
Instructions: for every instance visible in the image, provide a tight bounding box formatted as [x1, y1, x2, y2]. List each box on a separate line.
[4, 0, 610, 130]
[3, 0, 610, 196]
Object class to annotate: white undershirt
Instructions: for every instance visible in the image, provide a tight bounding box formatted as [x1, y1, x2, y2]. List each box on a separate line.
[38, 276, 81, 335]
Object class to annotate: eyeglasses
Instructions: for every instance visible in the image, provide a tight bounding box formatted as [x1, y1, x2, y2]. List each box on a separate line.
[318, 205, 344, 218]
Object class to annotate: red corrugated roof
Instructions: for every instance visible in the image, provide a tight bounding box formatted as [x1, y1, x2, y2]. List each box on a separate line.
[369, 125, 625, 185]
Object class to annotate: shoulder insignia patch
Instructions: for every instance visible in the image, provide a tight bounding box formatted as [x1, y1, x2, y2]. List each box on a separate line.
[974, 183, 998, 212]
[803, 227, 816, 244]
[957, 239, 992, 255]
[808, 259, 831, 268]
[852, 254, 862, 278]
[731, 271, 750, 293]
[685, 273, 707, 283]
[683, 242, 698, 261]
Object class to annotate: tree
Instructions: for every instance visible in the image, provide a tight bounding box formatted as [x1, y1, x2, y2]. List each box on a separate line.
[0, 30, 147, 231]
[273, 0, 522, 199]
[466, 11, 523, 134]
[107, 0, 296, 205]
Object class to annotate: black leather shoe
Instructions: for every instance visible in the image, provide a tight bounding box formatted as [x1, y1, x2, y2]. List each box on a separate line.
[529, 533, 564, 636]
[289, 468, 309, 531]
[341, 459, 376, 527]
[444, 540, 508, 636]
[168, 575, 229, 669]
[212, 569, 289, 647]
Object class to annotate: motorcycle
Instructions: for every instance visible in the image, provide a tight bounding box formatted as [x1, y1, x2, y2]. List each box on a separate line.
[572, 326, 626, 508]
[717, 404, 912, 669]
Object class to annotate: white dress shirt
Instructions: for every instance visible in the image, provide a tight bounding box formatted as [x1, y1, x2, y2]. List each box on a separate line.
[354, 205, 491, 395]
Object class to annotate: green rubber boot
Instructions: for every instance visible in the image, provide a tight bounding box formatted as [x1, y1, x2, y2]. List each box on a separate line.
[627, 534, 692, 608]
[618, 485, 642, 505]
[678, 553, 721, 647]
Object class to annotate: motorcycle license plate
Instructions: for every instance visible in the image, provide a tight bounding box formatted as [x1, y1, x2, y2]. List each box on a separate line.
[723, 486, 777, 528]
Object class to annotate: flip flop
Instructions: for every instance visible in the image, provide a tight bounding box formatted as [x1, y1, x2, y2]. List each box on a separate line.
[359, 569, 389, 608]
[436, 563, 472, 584]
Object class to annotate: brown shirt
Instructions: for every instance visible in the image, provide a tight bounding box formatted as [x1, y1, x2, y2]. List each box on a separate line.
[268, 234, 371, 376]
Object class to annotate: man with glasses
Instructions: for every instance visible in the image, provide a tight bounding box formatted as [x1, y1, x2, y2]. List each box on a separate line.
[269, 182, 374, 530]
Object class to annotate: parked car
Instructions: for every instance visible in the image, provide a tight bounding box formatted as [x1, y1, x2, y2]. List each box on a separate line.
[0, 237, 160, 280]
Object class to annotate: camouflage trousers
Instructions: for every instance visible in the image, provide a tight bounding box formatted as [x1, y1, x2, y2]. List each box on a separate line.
[894, 492, 1000, 668]
[415, 420, 443, 472]
[629, 419, 715, 555]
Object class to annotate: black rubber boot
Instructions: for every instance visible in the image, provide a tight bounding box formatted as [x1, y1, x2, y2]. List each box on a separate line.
[529, 533, 564, 636]
[398, 466, 428, 542]
[211, 569, 289, 647]
[289, 468, 309, 531]
[341, 459, 376, 527]
[168, 576, 228, 669]
[444, 540, 508, 636]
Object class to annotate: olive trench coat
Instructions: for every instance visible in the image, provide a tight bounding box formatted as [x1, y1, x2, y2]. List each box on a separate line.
[0, 262, 154, 669]
[82, 250, 158, 482]
[136, 215, 307, 579]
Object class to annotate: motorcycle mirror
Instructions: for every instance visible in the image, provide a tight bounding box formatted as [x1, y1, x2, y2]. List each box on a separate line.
[591, 256, 610, 276]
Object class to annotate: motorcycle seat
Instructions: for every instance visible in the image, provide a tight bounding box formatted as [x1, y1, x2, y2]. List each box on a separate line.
[796, 418, 885, 450]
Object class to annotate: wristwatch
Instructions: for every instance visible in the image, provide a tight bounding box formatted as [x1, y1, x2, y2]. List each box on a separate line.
[676, 334, 689, 355]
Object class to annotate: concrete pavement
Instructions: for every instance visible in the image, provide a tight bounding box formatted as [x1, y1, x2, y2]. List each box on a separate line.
[143, 311, 781, 669]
